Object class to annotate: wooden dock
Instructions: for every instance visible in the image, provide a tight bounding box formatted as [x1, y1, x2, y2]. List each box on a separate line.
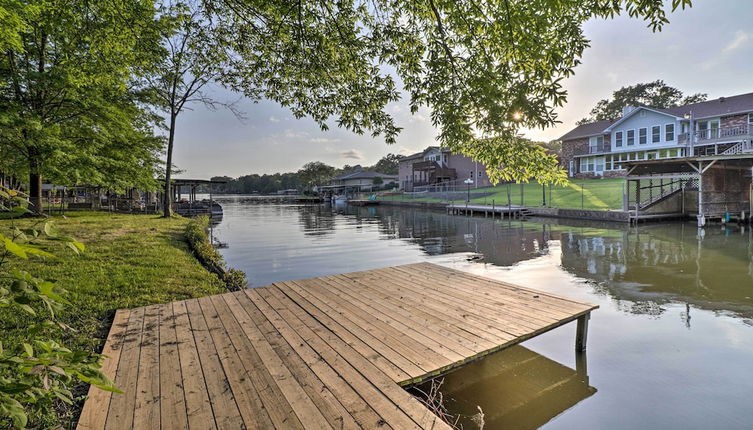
[77, 263, 597, 430]
[447, 203, 528, 219]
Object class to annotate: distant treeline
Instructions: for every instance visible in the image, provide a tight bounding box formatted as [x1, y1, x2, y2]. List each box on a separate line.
[210, 173, 302, 194]
[209, 153, 403, 194]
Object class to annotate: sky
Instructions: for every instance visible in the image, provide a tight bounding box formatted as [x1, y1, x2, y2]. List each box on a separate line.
[173, 0, 753, 178]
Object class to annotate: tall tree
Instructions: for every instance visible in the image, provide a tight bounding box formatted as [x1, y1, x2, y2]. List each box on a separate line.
[371, 154, 404, 175]
[0, 0, 160, 212]
[141, 0, 236, 217]
[579, 80, 708, 124]
[211, 0, 691, 185]
[298, 161, 335, 190]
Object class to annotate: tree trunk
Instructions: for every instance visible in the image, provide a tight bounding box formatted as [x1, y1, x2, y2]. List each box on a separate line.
[29, 151, 43, 214]
[163, 112, 177, 217]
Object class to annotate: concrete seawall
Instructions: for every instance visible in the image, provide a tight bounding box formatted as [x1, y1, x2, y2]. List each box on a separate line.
[524, 207, 630, 222]
[378, 200, 630, 222]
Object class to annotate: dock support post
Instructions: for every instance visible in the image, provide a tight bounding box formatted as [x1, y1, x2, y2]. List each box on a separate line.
[575, 312, 590, 351]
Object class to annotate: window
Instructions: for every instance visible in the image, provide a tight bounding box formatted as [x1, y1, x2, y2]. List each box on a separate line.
[652, 126, 661, 143]
[639, 128, 647, 144]
[627, 130, 635, 145]
[749, 113, 753, 124]
[478, 171, 482, 178]
[665, 123, 675, 141]
[615, 131, 623, 147]
[589, 136, 604, 152]
[580, 158, 588, 173]
[594, 157, 604, 173]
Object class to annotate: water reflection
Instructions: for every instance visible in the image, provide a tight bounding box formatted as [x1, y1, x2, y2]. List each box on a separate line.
[415, 345, 596, 430]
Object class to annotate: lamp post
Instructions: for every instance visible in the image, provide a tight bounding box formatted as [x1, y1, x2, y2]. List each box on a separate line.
[464, 177, 474, 204]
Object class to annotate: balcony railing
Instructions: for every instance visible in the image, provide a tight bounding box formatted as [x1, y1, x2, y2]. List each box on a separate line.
[586, 144, 610, 154]
[678, 124, 751, 145]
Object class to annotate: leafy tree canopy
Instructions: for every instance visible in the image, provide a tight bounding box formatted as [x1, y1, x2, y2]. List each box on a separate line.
[211, 0, 692, 185]
[578, 79, 707, 124]
[297, 161, 336, 189]
[0, 0, 164, 210]
[371, 154, 404, 175]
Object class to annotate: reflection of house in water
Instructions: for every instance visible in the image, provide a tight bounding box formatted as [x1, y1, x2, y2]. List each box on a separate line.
[368, 206, 560, 266]
[297, 205, 337, 236]
[431, 345, 596, 430]
[559, 223, 753, 319]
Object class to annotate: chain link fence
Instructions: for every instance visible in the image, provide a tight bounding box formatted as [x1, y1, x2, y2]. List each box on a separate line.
[374, 179, 627, 211]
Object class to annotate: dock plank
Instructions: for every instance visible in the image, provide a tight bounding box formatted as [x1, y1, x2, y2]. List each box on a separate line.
[79, 263, 597, 430]
[77, 309, 130, 430]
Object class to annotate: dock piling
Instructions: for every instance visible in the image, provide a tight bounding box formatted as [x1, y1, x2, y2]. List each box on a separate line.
[575, 313, 590, 351]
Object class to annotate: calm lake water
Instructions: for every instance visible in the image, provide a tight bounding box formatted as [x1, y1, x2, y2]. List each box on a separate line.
[212, 196, 753, 430]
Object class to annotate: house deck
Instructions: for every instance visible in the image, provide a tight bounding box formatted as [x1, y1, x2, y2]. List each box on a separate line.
[76, 262, 597, 430]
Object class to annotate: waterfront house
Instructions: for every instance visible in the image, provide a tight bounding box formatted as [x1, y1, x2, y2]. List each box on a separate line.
[560, 91, 753, 178]
[329, 170, 398, 191]
[559, 91, 753, 223]
[398, 146, 492, 191]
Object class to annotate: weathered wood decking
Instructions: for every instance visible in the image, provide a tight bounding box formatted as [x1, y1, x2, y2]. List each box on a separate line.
[77, 262, 597, 430]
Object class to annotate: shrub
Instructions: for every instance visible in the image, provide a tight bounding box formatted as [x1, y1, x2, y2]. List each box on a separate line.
[184, 216, 247, 290]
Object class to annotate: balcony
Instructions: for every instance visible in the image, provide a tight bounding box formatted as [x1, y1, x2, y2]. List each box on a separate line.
[678, 124, 752, 145]
[575, 144, 610, 156]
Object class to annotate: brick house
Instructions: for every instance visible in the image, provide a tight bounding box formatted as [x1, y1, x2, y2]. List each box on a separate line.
[398, 147, 492, 191]
[559, 91, 753, 178]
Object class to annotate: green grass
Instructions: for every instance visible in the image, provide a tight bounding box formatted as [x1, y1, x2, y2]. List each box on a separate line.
[379, 178, 626, 210]
[0, 211, 226, 425]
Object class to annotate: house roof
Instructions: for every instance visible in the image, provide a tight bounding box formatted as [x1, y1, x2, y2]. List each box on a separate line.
[560, 90, 753, 141]
[659, 92, 753, 119]
[332, 170, 398, 180]
[400, 146, 451, 161]
[558, 119, 615, 141]
[604, 106, 680, 131]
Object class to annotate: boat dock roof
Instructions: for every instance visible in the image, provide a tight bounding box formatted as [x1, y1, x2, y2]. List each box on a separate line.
[77, 262, 597, 430]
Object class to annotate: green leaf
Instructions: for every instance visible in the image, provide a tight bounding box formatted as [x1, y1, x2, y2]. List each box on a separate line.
[37, 282, 70, 305]
[43, 222, 56, 238]
[21, 244, 56, 259]
[3, 238, 27, 259]
[22, 344, 33, 358]
[66, 242, 81, 255]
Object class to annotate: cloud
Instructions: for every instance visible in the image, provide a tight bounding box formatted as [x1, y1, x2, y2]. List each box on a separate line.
[700, 30, 751, 71]
[309, 137, 341, 144]
[269, 116, 280, 122]
[723, 30, 750, 54]
[340, 149, 364, 160]
[282, 129, 309, 139]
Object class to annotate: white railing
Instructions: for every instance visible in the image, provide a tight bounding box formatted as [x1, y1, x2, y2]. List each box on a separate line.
[678, 124, 752, 145]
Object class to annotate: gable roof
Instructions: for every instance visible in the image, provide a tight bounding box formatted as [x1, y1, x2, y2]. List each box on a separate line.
[558, 119, 615, 141]
[560, 90, 753, 141]
[400, 146, 452, 161]
[332, 170, 398, 180]
[604, 106, 681, 131]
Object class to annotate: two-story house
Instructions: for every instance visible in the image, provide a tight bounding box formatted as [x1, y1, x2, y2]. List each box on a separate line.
[560, 92, 753, 177]
[398, 146, 492, 191]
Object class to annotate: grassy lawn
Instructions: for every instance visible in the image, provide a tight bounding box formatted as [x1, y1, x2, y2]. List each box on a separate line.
[0, 211, 226, 425]
[379, 178, 626, 210]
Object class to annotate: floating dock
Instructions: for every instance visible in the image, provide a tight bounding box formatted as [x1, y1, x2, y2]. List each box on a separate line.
[77, 263, 597, 430]
[447, 203, 528, 218]
[348, 199, 380, 206]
